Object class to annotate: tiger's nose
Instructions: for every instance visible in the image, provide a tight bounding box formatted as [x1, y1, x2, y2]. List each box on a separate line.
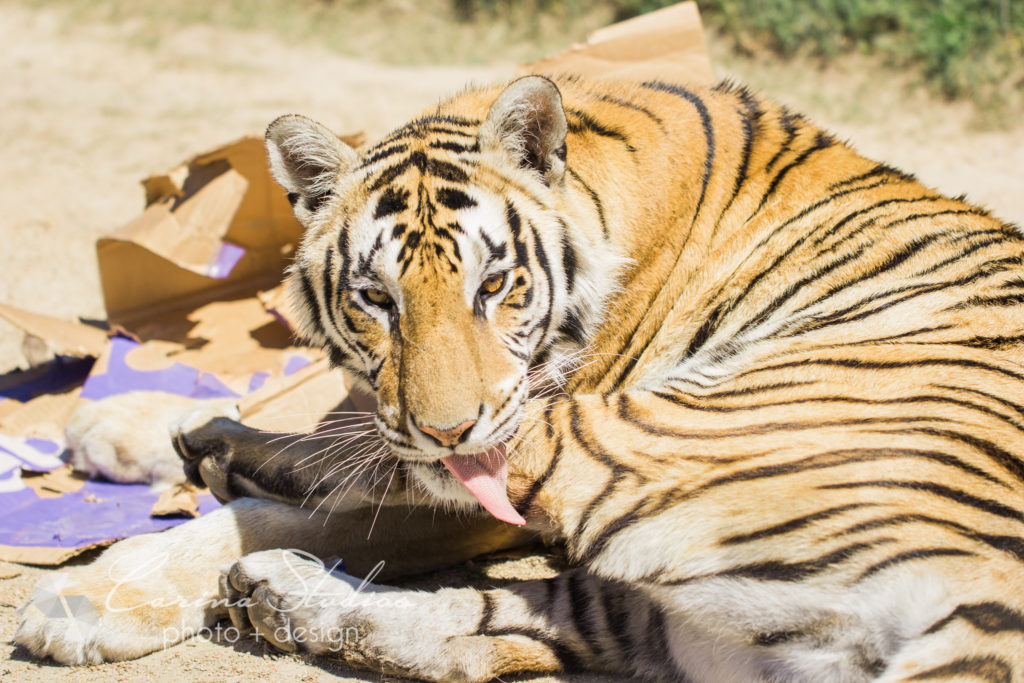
[416, 419, 477, 447]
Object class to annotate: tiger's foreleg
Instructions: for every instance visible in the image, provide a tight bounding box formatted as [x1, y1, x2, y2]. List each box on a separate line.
[220, 549, 671, 681]
[14, 497, 343, 664]
[16, 408, 533, 665]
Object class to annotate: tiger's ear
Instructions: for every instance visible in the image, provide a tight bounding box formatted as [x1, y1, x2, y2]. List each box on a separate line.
[478, 76, 567, 186]
[265, 114, 359, 219]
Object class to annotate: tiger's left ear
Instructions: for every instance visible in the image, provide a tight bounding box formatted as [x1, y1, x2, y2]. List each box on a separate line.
[265, 114, 359, 221]
[478, 76, 567, 186]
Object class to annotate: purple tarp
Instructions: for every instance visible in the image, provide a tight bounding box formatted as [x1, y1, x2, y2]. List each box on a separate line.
[0, 335, 310, 556]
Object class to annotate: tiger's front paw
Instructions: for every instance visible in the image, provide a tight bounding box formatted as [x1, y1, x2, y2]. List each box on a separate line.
[219, 550, 501, 681]
[171, 403, 246, 503]
[219, 549, 364, 656]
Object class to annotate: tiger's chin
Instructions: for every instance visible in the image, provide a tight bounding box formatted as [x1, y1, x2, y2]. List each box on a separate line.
[405, 461, 486, 509]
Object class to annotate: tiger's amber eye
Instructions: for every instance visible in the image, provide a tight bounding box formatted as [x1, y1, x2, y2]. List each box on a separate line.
[480, 273, 506, 296]
[364, 288, 392, 307]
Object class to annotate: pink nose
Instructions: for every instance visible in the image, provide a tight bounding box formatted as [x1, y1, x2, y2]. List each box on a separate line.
[417, 420, 477, 447]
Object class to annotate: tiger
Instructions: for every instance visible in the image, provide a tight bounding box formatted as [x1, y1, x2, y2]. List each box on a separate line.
[15, 73, 1024, 681]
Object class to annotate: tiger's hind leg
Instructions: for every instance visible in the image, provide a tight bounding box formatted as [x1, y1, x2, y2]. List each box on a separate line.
[220, 549, 676, 681]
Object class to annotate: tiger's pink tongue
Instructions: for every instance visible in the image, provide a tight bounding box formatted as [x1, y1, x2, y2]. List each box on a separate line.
[440, 446, 526, 526]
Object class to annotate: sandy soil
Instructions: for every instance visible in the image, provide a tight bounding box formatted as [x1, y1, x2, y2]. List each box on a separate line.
[1, 2, 1023, 680]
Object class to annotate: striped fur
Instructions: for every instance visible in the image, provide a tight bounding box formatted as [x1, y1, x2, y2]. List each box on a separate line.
[262, 75, 1024, 680]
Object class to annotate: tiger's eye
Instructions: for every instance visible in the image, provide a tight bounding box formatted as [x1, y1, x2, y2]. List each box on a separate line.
[480, 273, 506, 296]
[364, 288, 392, 307]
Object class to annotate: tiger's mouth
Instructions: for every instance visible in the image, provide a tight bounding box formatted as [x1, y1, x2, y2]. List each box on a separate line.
[437, 446, 526, 525]
[399, 431, 527, 526]
[378, 393, 528, 525]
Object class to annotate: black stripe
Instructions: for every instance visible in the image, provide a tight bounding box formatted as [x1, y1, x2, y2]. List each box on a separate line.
[640, 81, 714, 225]
[828, 208, 982, 256]
[819, 480, 1024, 523]
[567, 400, 635, 475]
[565, 167, 608, 240]
[428, 139, 478, 153]
[427, 158, 470, 183]
[482, 624, 585, 672]
[840, 514, 1024, 565]
[906, 656, 1012, 683]
[935, 384, 1024, 424]
[809, 196, 945, 249]
[594, 580, 637, 658]
[368, 156, 412, 191]
[948, 292, 1024, 310]
[764, 110, 802, 174]
[580, 499, 644, 565]
[560, 227, 578, 295]
[477, 592, 496, 633]
[320, 248, 340, 334]
[358, 143, 408, 168]
[680, 300, 730, 360]
[567, 571, 601, 654]
[297, 268, 326, 339]
[704, 380, 815, 399]
[737, 243, 868, 335]
[908, 426, 1024, 484]
[669, 539, 889, 584]
[722, 503, 875, 545]
[373, 186, 409, 218]
[755, 131, 834, 214]
[513, 433, 562, 514]
[529, 219, 555, 342]
[858, 548, 974, 580]
[713, 86, 763, 232]
[741, 356, 1024, 385]
[593, 92, 665, 130]
[566, 108, 634, 151]
[505, 202, 529, 266]
[926, 602, 1024, 635]
[434, 187, 477, 211]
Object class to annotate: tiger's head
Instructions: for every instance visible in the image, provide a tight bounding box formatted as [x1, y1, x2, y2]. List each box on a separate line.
[267, 77, 612, 522]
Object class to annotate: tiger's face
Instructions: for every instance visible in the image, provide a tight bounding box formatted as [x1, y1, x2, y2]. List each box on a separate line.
[307, 179, 544, 461]
[267, 78, 589, 519]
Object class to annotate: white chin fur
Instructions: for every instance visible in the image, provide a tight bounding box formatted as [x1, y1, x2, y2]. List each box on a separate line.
[407, 463, 481, 508]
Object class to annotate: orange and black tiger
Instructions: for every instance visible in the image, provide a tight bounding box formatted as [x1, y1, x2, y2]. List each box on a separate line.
[18, 74, 1024, 681]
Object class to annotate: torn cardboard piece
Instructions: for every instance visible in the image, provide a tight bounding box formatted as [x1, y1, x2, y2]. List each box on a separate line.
[0, 303, 108, 364]
[522, 1, 713, 85]
[20, 465, 87, 499]
[150, 482, 203, 518]
[99, 133, 362, 327]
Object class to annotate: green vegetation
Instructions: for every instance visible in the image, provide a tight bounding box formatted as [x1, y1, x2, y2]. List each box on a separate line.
[619, 0, 1023, 107]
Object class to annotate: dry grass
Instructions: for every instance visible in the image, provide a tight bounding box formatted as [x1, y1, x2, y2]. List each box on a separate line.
[16, 0, 617, 66]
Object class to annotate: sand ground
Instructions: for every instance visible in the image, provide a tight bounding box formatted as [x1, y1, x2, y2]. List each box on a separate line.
[1, 2, 1022, 680]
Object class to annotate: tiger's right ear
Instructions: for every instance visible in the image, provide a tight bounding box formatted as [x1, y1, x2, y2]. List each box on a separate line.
[265, 114, 359, 220]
